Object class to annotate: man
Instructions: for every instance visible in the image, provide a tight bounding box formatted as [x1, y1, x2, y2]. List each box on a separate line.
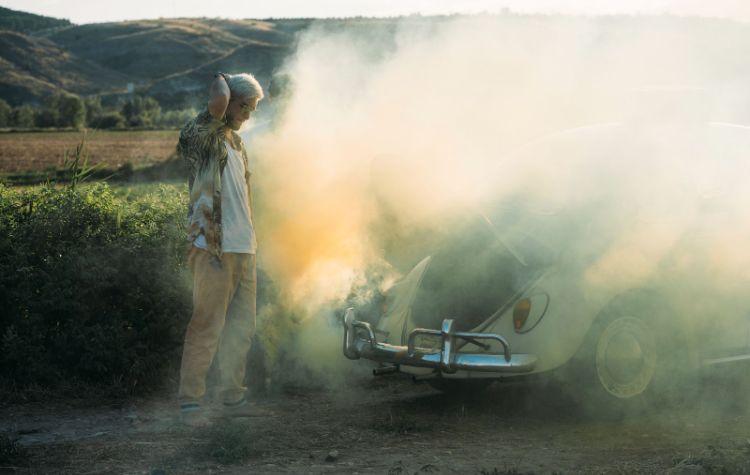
[177, 72, 265, 425]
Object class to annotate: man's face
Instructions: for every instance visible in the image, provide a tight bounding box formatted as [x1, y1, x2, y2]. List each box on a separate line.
[225, 94, 259, 130]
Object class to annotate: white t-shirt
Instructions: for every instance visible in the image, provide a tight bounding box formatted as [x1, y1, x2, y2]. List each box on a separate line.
[193, 140, 257, 254]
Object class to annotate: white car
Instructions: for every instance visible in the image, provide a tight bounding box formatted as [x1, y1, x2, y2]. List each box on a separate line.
[343, 119, 750, 407]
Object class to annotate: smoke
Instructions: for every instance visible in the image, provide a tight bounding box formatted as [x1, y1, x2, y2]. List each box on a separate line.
[248, 14, 750, 389]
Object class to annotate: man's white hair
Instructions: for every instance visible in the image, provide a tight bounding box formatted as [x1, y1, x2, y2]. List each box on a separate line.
[226, 73, 264, 101]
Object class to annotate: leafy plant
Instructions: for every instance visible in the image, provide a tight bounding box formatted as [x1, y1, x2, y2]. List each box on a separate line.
[0, 182, 191, 395]
[62, 135, 101, 189]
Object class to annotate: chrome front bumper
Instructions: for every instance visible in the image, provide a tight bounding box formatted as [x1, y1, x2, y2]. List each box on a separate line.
[342, 308, 537, 374]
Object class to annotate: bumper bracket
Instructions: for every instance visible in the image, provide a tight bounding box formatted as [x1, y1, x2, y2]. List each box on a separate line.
[342, 308, 537, 374]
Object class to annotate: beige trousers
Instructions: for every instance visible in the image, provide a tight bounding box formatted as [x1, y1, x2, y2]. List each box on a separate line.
[179, 248, 256, 404]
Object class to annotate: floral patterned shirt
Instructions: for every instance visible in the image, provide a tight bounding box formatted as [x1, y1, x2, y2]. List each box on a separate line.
[177, 109, 253, 260]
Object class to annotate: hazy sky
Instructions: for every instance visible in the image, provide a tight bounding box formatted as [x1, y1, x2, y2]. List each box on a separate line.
[4, 0, 750, 24]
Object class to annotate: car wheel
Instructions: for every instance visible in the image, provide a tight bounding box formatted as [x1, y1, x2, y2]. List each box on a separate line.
[593, 315, 657, 400]
[569, 292, 688, 417]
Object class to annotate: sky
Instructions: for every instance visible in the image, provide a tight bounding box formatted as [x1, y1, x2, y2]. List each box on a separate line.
[3, 0, 750, 24]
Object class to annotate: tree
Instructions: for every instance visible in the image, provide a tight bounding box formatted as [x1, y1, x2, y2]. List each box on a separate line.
[35, 95, 60, 128]
[89, 111, 125, 129]
[57, 94, 86, 128]
[12, 105, 35, 128]
[84, 96, 102, 126]
[121, 96, 161, 127]
[157, 108, 196, 128]
[0, 99, 11, 127]
[33, 93, 86, 128]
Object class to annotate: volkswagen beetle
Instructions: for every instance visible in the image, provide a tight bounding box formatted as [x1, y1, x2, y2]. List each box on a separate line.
[342, 118, 750, 407]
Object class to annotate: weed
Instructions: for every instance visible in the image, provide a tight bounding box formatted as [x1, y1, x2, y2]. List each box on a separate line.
[204, 420, 259, 464]
[372, 409, 431, 435]
[62, 134, 102, 189]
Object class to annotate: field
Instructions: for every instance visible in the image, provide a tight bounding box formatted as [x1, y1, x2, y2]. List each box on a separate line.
[0, 130, 179, 175]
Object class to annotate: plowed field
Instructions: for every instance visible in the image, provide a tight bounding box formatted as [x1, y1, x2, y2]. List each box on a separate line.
[0, 130, 179, 173]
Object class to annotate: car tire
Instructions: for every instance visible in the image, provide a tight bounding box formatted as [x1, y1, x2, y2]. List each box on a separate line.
[567, 291, 689, 418]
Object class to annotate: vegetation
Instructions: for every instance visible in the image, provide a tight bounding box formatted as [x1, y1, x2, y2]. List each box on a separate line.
[0, 181, 191, 395]
[0, 99, 10, 127]
[203, 421, 260, 464]
[0, 130, 180, 185]
[121, 96, 162, 127]
[0, 6, 70, 33]
[2, 94, 195, 131]
[34, 93, 86, 129]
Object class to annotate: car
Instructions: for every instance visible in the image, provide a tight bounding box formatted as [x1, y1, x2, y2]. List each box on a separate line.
[342, 118, 750, 408]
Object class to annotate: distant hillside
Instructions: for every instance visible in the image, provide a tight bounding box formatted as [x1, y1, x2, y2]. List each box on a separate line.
[0, 6, 70, 33]
[48, 19, 291, 79]
[43, 18, 305, 108]
[0, 15, 305, 107]
[3, 9, 750, 114]
[0, 30, 128, 105]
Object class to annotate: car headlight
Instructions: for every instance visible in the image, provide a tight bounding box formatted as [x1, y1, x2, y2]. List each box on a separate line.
[513, 298, 531, 330]
[512, 293, 551, 333]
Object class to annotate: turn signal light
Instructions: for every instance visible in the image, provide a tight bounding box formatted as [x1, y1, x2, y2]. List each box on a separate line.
[513, 298, 531, 330]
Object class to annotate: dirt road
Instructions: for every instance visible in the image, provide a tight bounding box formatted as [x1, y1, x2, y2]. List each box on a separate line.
[2, 375, 750, 474]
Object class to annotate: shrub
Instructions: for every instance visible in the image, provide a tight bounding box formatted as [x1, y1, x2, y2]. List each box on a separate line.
[11, 105, 34, 128]
[122, 96, 161, 127]
[157, 108, 196, 129]
[0, 183, 191, 394]
[34, 93, 86, 129]
[57, 94, 86, 129]
[89, 111, 126, 129]
[84, 96, 103, 126]
[0, 99, 11, 127]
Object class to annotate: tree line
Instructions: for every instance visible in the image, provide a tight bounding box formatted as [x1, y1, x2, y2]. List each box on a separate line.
[0, 94, 197, 130]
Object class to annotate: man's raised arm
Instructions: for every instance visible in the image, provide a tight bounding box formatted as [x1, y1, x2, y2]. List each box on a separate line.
[208, 74, 231, 120]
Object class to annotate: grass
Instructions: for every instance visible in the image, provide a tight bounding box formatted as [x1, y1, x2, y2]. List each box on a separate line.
[203, 420, 261, 464]
[371, 409, 431, 435]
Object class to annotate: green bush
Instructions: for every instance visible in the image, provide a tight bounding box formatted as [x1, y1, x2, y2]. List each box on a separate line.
[89, 111, 126, 129]
[0, 183, 191, 394]
[0, 99, 11, 127]
[122, 96, 161, 127]
[34, 93, 86, 129]
[157, 108, 196, 129]
[11, 105, 34, 128]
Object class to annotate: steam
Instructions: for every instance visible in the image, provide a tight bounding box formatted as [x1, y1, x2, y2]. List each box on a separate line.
[248, 14, 750, 386]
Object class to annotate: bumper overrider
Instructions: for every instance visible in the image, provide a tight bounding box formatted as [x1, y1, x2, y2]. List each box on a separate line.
[342, 308, 537, 374]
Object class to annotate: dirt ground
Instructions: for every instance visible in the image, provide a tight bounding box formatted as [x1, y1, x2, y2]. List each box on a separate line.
[2, 374, 750, 474]
[0, 131, 178, 174]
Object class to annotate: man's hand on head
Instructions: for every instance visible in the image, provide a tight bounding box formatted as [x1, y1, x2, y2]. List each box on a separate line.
[208, 74, 231, 121]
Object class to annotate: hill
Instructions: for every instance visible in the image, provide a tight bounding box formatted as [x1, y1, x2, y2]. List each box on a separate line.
[47, 18, 303, 107]
[0, 30, 128, 105]
[3, 9, 750, 114]
[0, 6, 70, 33]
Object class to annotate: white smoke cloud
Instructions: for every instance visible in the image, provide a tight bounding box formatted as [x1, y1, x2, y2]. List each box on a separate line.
[251, 14, 750, 384]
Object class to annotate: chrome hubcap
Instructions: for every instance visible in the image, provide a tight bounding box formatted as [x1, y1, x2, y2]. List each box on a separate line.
[595, 316, 657, 399]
